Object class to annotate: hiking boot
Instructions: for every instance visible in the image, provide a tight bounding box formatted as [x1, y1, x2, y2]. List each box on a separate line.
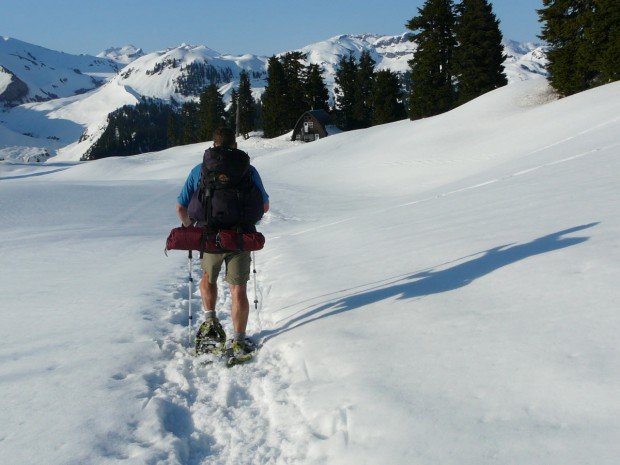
[195, 317, 226, 355]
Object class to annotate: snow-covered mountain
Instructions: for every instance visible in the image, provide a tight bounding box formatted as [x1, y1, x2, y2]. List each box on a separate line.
[0, 33, 547, 163]
[97, 44, 145, 65]
[0, 36, 119, 105]
[297, 33, 418, 79]
[503, 39, 548, 81]
[112, 43, 268, 104]
[295, 33, 547, 94]
[1, 78, 618, 465]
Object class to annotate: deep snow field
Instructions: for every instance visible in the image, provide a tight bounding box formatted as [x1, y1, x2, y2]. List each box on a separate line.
[1, 79, 619, 465]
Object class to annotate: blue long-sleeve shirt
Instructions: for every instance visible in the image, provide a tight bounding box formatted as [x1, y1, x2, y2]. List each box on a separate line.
[177, 164, 269, 208]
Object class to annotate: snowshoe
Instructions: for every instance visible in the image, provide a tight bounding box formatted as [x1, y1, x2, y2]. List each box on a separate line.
[225, 338, 257, 367]
[195, 318, 226, 356]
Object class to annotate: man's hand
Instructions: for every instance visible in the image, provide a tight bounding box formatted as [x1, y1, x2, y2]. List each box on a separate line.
[263, 201, 270, 213]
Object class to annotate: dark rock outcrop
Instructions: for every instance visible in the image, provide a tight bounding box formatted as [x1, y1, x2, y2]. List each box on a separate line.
[0, 66, 29, 103]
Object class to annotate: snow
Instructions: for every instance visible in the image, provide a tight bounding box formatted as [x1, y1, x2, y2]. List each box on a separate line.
[97, 45, 145, 65]
[0, 36, 118, 103]
[1, 34, 546, 163]
[1, 78, 619, 464]
[0, 68, 12, 94]
[113, 44, 268, 104]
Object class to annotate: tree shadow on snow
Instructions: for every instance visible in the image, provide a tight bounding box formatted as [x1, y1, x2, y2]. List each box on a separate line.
[259, 223, 599, 343]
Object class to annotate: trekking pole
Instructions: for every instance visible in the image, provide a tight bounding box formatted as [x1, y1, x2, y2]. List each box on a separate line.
[188, 250, 193, 348]
[252, 251, 259, 310]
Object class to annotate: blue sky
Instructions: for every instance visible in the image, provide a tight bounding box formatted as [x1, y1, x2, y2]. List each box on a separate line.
[1, 0, 543, 56]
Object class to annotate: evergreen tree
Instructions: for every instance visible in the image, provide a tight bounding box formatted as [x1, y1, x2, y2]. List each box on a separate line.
[304, 64, 330, 111]
[371, 70, 407, 125]
[353, 50, 376, 128]
[406, 0, 457, 119]
[237, 70, 255, 137]
[538, 0, 597, 95]
[454, 0, 507, 104]
[334, 53, 359, 130]
[262, 56, 290, 138]
[198, 84, 226, 141]
[281, 51, 308, 127]
[589, 0, 620, 85]
[179, 101, 200, 144]
[82, 100, 175, 160]
[167, 112, 177, 147]
[227, 89, 239, 132]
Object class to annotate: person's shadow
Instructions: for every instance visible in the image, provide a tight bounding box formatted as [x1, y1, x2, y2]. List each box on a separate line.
[259, 223, 599, 343]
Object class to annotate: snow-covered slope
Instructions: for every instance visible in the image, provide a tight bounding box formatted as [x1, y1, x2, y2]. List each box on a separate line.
[0, 34, 547, 162]
[113, 44, 268, 103]
[296, 33, 547, 91]
[97, 45, 145, 65]
[0, 36, 119, 105]
[503, 39, 548, 81]
[1, 79, 618, 465]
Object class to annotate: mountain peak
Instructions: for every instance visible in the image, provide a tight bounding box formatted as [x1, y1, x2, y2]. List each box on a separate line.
[97, 45, 145, 65]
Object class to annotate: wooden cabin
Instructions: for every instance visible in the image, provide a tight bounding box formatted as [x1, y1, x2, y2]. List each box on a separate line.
[291, 109, 333, 142]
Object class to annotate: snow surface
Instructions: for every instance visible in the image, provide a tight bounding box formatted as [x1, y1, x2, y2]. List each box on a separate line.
[97, 45, 145, 65]
[0, 67, 12, 94]
[0, 36, 118, 103]
[2, 77, 619, 465]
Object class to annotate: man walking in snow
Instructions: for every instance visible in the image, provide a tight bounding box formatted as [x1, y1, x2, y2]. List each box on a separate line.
[176, 127, 269, 359]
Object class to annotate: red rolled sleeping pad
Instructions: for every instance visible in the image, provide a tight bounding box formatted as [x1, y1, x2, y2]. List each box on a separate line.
[165, 226, 265, 254]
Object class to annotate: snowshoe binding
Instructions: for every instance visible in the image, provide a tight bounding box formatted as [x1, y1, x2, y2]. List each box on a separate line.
[195, 317, 226, 357]
[225, 338, 257, 367]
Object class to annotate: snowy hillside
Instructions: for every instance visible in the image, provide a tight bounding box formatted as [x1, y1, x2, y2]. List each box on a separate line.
[1, 78, 618, 465]
[97, 45, 145, 65]
[112, 44, 268, 103]
[297, 33, 547, 91]
[0, 34, 547, 163]
[0, 36, 119, 105]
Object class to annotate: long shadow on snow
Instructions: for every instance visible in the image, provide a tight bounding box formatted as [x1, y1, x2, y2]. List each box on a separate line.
[260, 223, 599, 343]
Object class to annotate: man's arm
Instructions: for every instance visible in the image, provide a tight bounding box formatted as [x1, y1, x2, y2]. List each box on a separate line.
[176, 203, 193, 227]
[250, 166, 270, 213]
[176, 164, 201, 227]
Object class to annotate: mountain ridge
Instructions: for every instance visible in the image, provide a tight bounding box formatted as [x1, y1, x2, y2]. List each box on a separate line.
[0, 33, 548, 162]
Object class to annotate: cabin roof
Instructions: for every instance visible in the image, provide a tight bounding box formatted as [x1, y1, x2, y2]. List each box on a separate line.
[303, 109, 332, 125]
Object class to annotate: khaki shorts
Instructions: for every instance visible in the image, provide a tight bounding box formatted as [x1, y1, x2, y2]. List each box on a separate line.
[201, 251, 251, 285]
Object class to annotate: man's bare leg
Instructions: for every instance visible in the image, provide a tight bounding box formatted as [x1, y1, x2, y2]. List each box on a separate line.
[230, 284, 249, 335]
[199, 273, 217, 316]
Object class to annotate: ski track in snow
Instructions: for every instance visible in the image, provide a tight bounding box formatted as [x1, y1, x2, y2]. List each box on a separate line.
[123, 259, 319, 465]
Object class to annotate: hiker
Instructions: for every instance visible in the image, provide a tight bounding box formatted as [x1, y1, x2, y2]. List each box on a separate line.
[176, 127, 269, 360]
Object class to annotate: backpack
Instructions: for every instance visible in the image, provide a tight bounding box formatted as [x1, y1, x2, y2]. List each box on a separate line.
[187, 146, 264, 231]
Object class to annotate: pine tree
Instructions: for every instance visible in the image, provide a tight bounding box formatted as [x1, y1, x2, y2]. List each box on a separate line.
[371, 70, 407, 125]
[589, 0, 620, 85]
[198, 84, 226, 141]
[180, 101, 200, 144]
[237, 70, 255, 137]
[334, 53, 359, 130]
[262, 56, 290, 138]
[281, 51, 309, 127]
[538, 0, 597, 96]
[227, 89, 239, 132]
[304, 64, 330, 111]
[407, 0, 457, 119]
[167, 112, 177, 147]
[83, 100, 175, 160]
[353, 51, 376, 128]
[454, 0, 507, 104]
